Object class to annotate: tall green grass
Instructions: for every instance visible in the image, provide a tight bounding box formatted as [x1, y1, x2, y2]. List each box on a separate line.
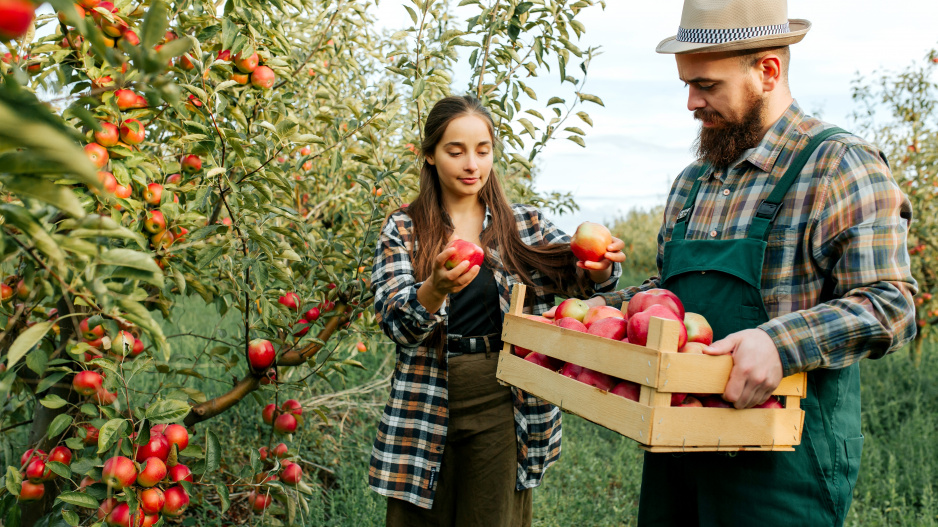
[146, 297, 937, 526]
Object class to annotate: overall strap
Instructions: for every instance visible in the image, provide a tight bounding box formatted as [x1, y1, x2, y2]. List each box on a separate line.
[748, 127, 848, 241]
[671, 163, 711, 241]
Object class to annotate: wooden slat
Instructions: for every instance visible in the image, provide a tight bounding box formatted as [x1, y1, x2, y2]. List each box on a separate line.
[646, 406, 804, 449]
[496, 352, 654, 443]
[502, 313, 660, 385]
[657, 353, 807, 396]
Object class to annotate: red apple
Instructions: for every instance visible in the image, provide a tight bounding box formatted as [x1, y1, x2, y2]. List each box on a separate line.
[121, 29, 140, 46]
[679, 342, 707, 354]
[683, 312, 713, 345]
[97, 497, 118, 521]
[111, 330, 135, 356]
[555, 298, 590, 322]
[294, 318, 310, 336]
[48, 446, 72, 466]
[94, 384, 117, 405]
[250, 490, 272, 512]
[140, 487, 164, 514]
[251, 65, 276, 89]
[262, 403, 277, 425]
[304, 307, 320, 321]
[114, 89, 139, 110]
[258, 447, 268, 461]
[570, 221, 613, 262]
[555, 317, 587, 333]
[114, 182, 133, 199]
[626, 304, 686, 348]
[586, 317, 627, 340]
[160, 424, 189, 451]
[167, 463, 193, 483]
[25, 458, 50, 482]
[144, 210, 166, 234]
[677, 395, 703, 407]
[700, 395, 733, 408]
[560, 362, 584, 379]
[73, 370, 103, 396]
[671, 393, 688, 406]
[141, 514, 160, 527]
[443, 239, 484, 270]
[627, 288, 685, 320]
[576, 368, 616, 391]
[217, 49, 231, 61]
[136, 457, 167, 487]
[611, 380, 640, 401]
[0, 283, 13, 303]
[181, 154, 202, 174]
[102, 456, 137, 490]
[278, 292, 300, 311]
[582, 305, 626, 327]
[234, 51, 258, 73]
[80, 424, 99, 445]
[135, 433, 170, 462]
[133, 94, 148, 109]
[231, 71, 249, 84]
[273, 413, 297, 435]
[0, 0, 35, 41]
[280, 461, 303, 486]
[120, 118, 145, 145]
[17, 480, 44, 502]
[166, 173, 182, 184]
[161, 486, 189, 517]
[248, 339, 275, 371]
[272, 442, 289, 459]
[523, 352, 560, 370]
[94, 121, 120, 147]
[143, 183, 163, 205]
[85, 143, 109, 169]
[282, 399, 302, 416]
[755, 396, 784, 409]
[131, 337, 145, 356]
[97, 170, 118, 194]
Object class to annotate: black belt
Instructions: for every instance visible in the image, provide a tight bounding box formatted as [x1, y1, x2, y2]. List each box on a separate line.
[446, 333, 502, 355]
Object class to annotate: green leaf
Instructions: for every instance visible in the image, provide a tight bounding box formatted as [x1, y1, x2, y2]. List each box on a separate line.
[62, 509, 80, 527]
[98, 248, 164, 285]
[6, 466, 22, 496]
[0, 205, 65, 267]
[46, 414, 73, 438]
[403, 4, 418, 25]
[205, 430, 221, 473]
[567, 135, 587, 147]
[97, 418, 128, 453]
[576, 92, 605, 107]
[5, 321, 53, 370]
[40, 393, 69, 409]
[140, 0, 170, 49]
[517, 118, 536, 137]
[564, 126, 586, 135]
[56, 491, 99, 510]
[216, 483, 231, 513]
[146, 399, 191, 423]
[547, 96, 565, 106]
[576, 111, 593, 127]
[46, 460, 71, 479]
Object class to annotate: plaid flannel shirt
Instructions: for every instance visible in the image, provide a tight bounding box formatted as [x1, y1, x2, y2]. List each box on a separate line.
[599, 100, 917, 375]
[369, 203, 620, 509]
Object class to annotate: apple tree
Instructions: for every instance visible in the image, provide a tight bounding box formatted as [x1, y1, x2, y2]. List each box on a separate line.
[851, 49, 938, 363]
[0, 0, 605, 524]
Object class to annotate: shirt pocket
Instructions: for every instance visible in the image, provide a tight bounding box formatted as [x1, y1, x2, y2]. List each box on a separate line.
[762, 227, 799, 306]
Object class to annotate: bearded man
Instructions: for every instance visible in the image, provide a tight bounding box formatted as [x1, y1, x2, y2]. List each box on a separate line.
[553, 0, 918, 525]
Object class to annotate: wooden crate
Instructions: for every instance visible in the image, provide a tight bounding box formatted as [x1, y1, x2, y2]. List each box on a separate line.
[496, 285, 806, 452]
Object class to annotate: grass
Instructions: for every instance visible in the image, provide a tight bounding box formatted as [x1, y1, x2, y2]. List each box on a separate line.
[127, 291, 938, 526]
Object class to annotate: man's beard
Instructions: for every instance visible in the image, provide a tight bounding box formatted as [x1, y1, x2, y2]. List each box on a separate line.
[693, 89, 767, 168]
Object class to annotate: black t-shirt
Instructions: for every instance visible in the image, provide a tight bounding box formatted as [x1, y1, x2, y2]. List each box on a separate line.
[448, 262, 501, 337]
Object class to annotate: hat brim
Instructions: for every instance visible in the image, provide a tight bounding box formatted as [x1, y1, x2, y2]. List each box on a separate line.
[656, 19, 810, 54]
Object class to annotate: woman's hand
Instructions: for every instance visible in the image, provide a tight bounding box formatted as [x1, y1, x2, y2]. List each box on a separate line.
[416, 243, 481, 313]
[577, 236, 626, 282]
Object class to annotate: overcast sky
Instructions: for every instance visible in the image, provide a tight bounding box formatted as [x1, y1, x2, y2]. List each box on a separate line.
[379, 1, 938, 234]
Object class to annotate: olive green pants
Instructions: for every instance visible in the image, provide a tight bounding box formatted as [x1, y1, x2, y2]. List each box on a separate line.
[386, 352, 532, 527]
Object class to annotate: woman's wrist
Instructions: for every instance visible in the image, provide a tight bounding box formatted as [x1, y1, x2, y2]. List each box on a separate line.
[587, 266, 613, 283]
[416, 278, 446, 313]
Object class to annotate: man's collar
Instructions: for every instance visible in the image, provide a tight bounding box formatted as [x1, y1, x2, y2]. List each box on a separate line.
[735, 99, 804, 173]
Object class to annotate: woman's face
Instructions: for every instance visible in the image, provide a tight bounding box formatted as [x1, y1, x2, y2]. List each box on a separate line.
[426, 114, 493, 201]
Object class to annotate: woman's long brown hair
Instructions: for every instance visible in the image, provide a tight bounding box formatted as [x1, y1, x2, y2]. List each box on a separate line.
[402, 95, 588, 359]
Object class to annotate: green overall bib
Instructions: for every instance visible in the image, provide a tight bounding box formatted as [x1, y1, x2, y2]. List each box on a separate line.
[637, 128, 864, 527]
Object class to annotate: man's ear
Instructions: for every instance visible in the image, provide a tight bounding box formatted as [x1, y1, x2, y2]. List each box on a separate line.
[757, 54, 782, 92]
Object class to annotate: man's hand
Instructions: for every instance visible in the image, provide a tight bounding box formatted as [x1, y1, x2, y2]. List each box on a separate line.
[704, 328, 783, 409]
[542, 296, 606, 319]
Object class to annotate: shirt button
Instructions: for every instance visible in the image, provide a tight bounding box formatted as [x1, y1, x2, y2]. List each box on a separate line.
[710, 230, 718, 238]
[722, 189, 730, 196]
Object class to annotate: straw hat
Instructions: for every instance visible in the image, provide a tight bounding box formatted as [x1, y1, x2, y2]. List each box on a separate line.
[657, 0, 810, 54]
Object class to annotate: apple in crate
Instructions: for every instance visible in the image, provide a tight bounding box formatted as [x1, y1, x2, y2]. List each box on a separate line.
[587, 317, 627, 340]
[627, 288, 685, 319]
[524, 352, 561, 371]
[570, 221, 613, 262]
[700, 395, 733, 408]
[556, 317, 587, 333]
[755, 396, 784, 409]
[444, 239, 484, 270]
[611, 380, 640, 401]
[679, 342, 706, 353]
[560, 363, 583, 379]
[676, 395, 703, 407]
[555, 298, 590, 322]
[582, 305, 626, 326]
[627, 304, 687, 348]
[671, 393, 688, 406]
[576, 369, 616, 391]
[513, 315, 552, 358]
[684, 312, 713, 345]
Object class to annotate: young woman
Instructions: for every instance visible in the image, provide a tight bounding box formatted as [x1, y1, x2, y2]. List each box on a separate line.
[369, 95, 624, 526]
